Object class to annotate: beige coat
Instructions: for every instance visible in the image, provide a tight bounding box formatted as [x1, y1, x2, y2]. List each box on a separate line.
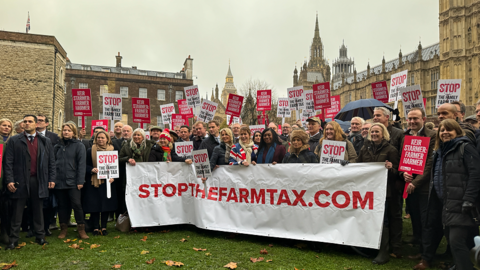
[314, 139, 357, 163]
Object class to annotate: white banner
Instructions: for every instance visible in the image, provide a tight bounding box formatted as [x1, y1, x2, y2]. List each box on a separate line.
[160, 103, 175, 125]
[126, 162, 387, 249]
[198, 100, 218, 123]
[436, 79, 462, 108]
[103, 93, 122, 121]
[389, 70, 408, 102]
[319, 140, 347, 164]
[400, 85, 425, 119]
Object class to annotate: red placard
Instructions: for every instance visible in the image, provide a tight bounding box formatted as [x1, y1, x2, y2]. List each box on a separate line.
[316, 111, 325, 122]
[91, 119, 109, 137]
[178, 99, 194, 118]
[132, 97, 150, 123]
[256, 90, 272, 111]
[226, 94, 244, 123]
[399, 135, 431, 175]
[371, 81, 389, 103]
[171, 114, 188, 128]
[257, 114, 269, 125]
[423, 98, 426, 109]
[313, 82, 331, 110]
[72, 89, 92, 117]
[324, 95, 341, 119]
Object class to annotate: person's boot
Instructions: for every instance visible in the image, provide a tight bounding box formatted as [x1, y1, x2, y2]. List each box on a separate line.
[57, 223, 68, 239]
[372, 227, 390, 265]
[77, 224, 89, 239]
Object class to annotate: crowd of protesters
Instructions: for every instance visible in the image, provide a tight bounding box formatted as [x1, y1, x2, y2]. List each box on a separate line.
[0, 100, 480, 269]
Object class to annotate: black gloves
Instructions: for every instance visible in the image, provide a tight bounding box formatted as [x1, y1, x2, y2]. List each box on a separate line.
[462, 201, 475, 214]
[339, 160, 350, 166]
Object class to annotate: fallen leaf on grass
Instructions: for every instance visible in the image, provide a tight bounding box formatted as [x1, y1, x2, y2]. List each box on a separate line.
[187, 236, 190, 238]
[148, 232, 154, 235]
[250, 257, 264, 263]
[316, 256, 319, 258]
[141, 250, 149, 255]
[344, 267, 352, 270]
[78, 240, 82, 244]
[146, 258, 156, 264]
[84, 242, 90, 245]
[268, 244, 273, 247]
[72, 239, 77, 242]
[112, 264, 121, 269]
[42, 244, 47, 250]
[266, 259, 272, 262]
[1, 260, 18, 270]
[260, 249, 268, 254]
[160, 230, 171, 233]
[29, 241, 34, 244]
[193, 247, 206, 251]
[141, 236, 148, 242]
[68, 244, 84, 250]
[174, 262, 184, 267]
[163, 260, 184, 267]
[179, 238, 187, 242]
[90, 244, 101, 249]
[16, 242, 26, 249]
[64, 239, 72, 243]
[224, 262, 237, 269]
[205, 253, 211, 256]
[114, 236, 120, 239]
[100, 250, 107, 253]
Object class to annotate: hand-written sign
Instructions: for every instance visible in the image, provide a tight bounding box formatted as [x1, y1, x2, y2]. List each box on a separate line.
[319, 140, 347, 164]
[324, 95, 341, 119]
[192, 149, 212, 178]
[132, 98, 150, 123]
[175, 141, 194, 158]
[256, 90, 272, 111]
[389, 70, 408, 102]
[399, 136, 430, 175]
[249, 125, 265, 136]
[91, 119, 109, 137]
[160, 103, 175, 125]
[287, 86, 304, 111]
[277, 98, 292, 118]
[72, 89, 92, 117]
[96, 151, 119, 179]
[400, 85, 425, 119]
[371, 81, 389, 103]
[184, 85, 201, 108]
[198, 100, 218, 123]
[436, 79, 462, 108]
[304, 90, 314, 112]
[171, 114, 188, 128]
[178, 99, 194, 118]
[313, 82, 331, 110]
[103, 93, 122, 121]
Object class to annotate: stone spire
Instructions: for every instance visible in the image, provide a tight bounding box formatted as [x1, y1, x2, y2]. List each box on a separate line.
[399, 49, 403, 66]
[382, 56, 386, 73]
[367, 62, 370, 77]
[215, 83, 219, 100]
[211, 88, 214, 100]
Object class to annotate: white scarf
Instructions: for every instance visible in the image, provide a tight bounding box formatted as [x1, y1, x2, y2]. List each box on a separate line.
[239, 139, 254, 164]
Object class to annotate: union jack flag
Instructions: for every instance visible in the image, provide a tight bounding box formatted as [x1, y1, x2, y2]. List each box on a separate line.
[26, 12, 30, 33]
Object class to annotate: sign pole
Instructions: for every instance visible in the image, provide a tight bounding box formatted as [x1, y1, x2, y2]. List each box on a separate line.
[82, 116, 85, 130]
[106, 165, 111, 199]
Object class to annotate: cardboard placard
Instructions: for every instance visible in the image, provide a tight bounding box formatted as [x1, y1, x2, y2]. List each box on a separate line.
[225, 94, 244, 118]
[319, 140, 347, 164]
[184, 85, 201, 108]
[287, 86, 304, 111]
[72, 89, 92, 117]
[249, 125, 265, 136]
[102, 93, 122, 120]
[256, 89, 272, 111]
[399, 135, 430, 175]
[313, 82, 331, 110]
[400, 85, 425, 119]
[145, 131, 150, 140]
[324, 95, 341, 119]
[192, 149, 212, 178]
[91, 119, 109, 137]
[97, 151, 119, 179]
[371, 81, 389, 103]
[257, 114, 269, 125]
[171, 114, 188, 128]
[132, 97, 150, 123]
[304, 90, 314, 112]
[436, 79, 462, 108]
[178, 99, 194, 118]
[175, 141, 194, 158]
[198, 100, 218, 123]
[160, 103, 175, 125]
[389, 70, 408, 102]
[276, 98, 291, 118]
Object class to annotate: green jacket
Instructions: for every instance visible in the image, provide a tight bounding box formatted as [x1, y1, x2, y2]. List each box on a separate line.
[119, 139, 154, 163]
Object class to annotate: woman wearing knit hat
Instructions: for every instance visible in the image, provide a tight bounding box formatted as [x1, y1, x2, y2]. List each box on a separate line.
[282, 129, 318, 163]
[119, 128, 155, 167]
[229, 126, 258, 166]
[149, 129, 193, 164]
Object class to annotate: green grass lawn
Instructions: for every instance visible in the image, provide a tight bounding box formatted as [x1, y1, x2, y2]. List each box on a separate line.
[1, 217, 450, 270]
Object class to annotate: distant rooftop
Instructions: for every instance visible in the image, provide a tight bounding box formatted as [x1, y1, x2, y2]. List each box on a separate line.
[333, 42, 440, 90]
[66, 62, 187, 80]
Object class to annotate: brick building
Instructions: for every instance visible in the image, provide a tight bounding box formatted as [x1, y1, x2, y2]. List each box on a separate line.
[65, 53, 194, 133]
[0, 31, 67, 133]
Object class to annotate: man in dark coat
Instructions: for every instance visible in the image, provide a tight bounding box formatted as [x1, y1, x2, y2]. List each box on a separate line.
[36, 115, 59, 147]
[3, 115, 56, 249]
[373, 106, 404, 257]
[306, 117, 323, 152]
[400, 108, 436, 261]
[199, 120, 220, 158]
[438, 103, 476, 144]
[279, 123, 291, 142]
[193, 121, 207, 150]
[112, 125, 132, 220]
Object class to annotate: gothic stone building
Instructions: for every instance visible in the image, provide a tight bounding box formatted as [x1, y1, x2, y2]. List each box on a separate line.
[0, 31, 67, 133]
[65, 53, 194, 133]
[204, 63, 238, 123]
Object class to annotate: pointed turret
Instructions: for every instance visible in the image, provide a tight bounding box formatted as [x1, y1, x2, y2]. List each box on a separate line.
[417, 41, 423, 62]
[367, 62, 371, 77]
[215, 84, 219, 100]
[399, 49, 403, 66]
[382, 56, 386, 73]
[211, 88, 214, 101]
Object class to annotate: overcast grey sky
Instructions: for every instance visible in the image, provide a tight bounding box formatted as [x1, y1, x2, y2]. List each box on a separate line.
[1, 0, 439, 99]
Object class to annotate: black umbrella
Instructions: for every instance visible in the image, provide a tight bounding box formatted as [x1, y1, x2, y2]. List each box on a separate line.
[334, 99, 393, 121]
